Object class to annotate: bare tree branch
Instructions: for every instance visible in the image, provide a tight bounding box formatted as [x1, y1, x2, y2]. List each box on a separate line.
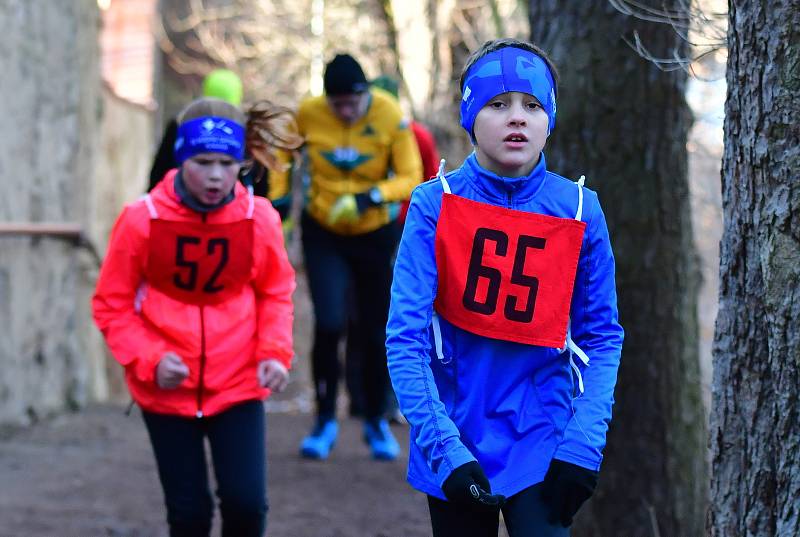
[608, 0, 727, 79]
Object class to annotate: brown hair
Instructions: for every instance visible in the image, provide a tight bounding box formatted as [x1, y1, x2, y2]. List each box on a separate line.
[177, 97, 303, 173]
[459, 38, 559, 95]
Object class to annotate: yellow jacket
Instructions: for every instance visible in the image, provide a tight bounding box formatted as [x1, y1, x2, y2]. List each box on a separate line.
[273, 90, 422, 235]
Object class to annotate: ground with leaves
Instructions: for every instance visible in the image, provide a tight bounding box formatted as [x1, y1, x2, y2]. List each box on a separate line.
[0, 404, 438, 537]
[0, 269, 436, 537]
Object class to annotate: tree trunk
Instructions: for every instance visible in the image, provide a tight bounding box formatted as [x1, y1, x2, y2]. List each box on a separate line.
[709, 1, 800, 535]
[530, 2, 707, 536]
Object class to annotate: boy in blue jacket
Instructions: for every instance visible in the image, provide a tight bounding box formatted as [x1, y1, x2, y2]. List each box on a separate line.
[386, 38, 624, 536]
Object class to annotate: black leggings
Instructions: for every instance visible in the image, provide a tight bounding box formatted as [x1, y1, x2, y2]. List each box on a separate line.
[427, 483, 569, 537]
[142, 400, 267, 537]
[301, 213, 398, 421]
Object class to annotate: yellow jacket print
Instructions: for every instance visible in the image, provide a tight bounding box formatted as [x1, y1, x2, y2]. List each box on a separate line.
[272, 90, 423, 235]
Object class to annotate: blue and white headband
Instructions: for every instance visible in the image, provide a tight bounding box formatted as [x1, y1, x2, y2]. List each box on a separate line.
[460, 47, 557, 139]
[174, 116, 245, 164]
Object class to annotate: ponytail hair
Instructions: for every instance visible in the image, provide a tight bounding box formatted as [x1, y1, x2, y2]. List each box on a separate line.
[245, 100, 303, 173]
[177, 97, 303, 175]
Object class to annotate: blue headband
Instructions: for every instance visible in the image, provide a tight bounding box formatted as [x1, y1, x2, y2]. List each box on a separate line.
[460, 47, 557, 139]
[174, 116, 245, 164]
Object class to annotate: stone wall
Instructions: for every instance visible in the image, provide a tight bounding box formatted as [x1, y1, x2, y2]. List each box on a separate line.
[0, 1, 101, 424]
[86, 87, 154, 403]
[0, 1, 153, 424]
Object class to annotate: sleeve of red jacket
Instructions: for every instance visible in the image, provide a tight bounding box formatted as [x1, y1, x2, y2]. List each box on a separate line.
[252, 201, 296, 369]
[411, 122, 441, 181]
[92, 205, 168, 383]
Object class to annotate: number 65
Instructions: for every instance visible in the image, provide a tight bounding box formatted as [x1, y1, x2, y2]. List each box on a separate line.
[461, 228, 546, 323]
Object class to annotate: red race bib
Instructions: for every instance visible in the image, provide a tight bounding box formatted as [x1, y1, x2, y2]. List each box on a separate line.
[146, 218, 254, 306]
[434, 193, 586, 348]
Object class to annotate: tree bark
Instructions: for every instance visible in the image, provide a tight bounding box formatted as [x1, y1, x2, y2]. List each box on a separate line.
[530, 2, 707, 536]
[709, 1, 800, 535]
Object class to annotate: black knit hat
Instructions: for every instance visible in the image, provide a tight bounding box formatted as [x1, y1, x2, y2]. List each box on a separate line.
[324, 54, 369, 96]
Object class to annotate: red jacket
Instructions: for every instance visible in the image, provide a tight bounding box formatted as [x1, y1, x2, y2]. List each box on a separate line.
[92, 172, 295, 418]
[398, 121, 440, 223]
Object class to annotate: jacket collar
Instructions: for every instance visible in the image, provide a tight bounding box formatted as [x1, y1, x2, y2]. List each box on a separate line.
[173, 171, 235, 213]
[462, 151, 548, 203]
[151, 168, 247, 219]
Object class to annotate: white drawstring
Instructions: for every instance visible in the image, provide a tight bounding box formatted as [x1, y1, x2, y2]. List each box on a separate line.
[134, 283, 147, 314]
[437, 159, 451, 194]
[432, 159, 451, 365]
[575, 175, 585, 221]
[142, 194, 158, 219]
[431, 312, 450, 364]
[562, 175, 588, 394]
[246, 184, 255, 219]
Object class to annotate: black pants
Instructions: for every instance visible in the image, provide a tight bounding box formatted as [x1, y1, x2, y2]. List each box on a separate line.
[142, 400, 267, 537]
[344, 287, 402, 418]
[301, 212, 398, 421]
[427, 483, 569, 537]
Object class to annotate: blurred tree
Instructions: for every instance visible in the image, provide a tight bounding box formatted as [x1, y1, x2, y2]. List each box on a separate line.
[391, 0, 530, 164]
[709, 1, 800, 535]
[153, 0, 532, 164]
[530, 2, 707, 535]
[154, 0, 320, 124]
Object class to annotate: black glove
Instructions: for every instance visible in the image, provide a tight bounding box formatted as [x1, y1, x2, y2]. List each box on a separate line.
[354, 188, 382, 213]
[442, 461, 506, 510]
[540, 459, 599, 527]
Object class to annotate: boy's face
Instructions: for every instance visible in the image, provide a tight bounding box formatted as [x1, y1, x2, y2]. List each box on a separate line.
[182, 152, 241, 205]
[473, 91, 548, 178]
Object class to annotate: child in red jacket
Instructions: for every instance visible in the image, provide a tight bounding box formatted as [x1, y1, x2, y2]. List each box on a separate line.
[93, 97, 301, 537]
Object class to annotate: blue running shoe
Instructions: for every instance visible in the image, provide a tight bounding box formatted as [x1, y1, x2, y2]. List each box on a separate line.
[363, 419, 400, 461]
[300, 419, 338, 459]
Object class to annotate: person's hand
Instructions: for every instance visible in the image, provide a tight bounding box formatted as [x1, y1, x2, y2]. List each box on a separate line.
[327, 194, 359, 225]
[442, 461, 506, 510]
[156, 352, 190, 389]
[258, 359, 289, 392]
[540, 458, 599, 527]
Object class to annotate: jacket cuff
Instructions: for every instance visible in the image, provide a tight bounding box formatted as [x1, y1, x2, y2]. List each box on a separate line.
[261, 354, 293, 370]
[553, 445, 603, 472]
[435, 442, 477, 488]
[132, 346, 164, 384]
[257, 344, 293, 369]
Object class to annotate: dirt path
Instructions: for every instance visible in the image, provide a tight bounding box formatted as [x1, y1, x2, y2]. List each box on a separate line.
[0, 404, 432, 537]
[0, 266, 432, 537]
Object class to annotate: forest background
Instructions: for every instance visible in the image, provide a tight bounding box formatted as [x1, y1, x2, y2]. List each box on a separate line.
[0, 0, 796, 536]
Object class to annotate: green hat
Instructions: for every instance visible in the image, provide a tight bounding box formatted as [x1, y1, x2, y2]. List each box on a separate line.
[202, 69, 243, 106]
[371, 75, 399, 98]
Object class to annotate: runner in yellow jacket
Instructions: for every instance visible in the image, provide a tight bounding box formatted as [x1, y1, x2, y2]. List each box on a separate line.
[281, 54, 422, 462]
[270, 70, 422, 235]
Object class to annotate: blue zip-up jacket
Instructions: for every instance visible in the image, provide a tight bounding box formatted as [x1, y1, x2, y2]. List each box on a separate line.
[386, 152, 623, 499]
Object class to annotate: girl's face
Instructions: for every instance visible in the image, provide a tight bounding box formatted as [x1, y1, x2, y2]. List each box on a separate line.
[473, 91, 549, 178]
[181, 152, 241, 205]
